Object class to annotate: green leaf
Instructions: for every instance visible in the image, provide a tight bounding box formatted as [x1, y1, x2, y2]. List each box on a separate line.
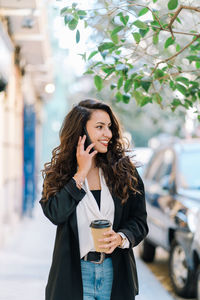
[175, 77, 189, 86]
[176, 17, 181, 24]
[154, 69, 164, 80]
[132, 91, 143, 105]
[176, 83, 187, 95]
[110, 83, 117, 90]
[115, 50, 121, 55]
[91, 61, 103, 68]
[196, 61, 200, 69]
[78, 53, 86, 61]
[88, 51, 98, 60]
[104, 69, 115, 79]
[164, 36, 175, 48]
[138, 7, 149, 17]
[171, 98, 182, 106]
[100, 50, 109, 59]
[139, 27, 150, 37]
[94, 75, 103, 91]
[184, 99, 193, 108]
[132, 32, 141, 44]
[77, 10, 87, 16]
[134, 80, 141, 89]
[153, 32, 159, 45]
[64, 15, 73, 25]
[83, 70, 94, 75]
[170, 80, 175, 89]
[117, 77, 123, 89]
[176, 44, 181, 52]
[153, 0, 158, 2]
[76, 29, 80, 43]
[111, 34, 118, 44]
[98, 42, 115, 52]
[140, 96, 152, 106]
[122, 94, 131, 103]
[152, 93, 163, 105]
[111, 26, 124, 36]
[168, 0, 178, 10]
[198, 115, 200, 122]
[115, 91, 122, 102]
[150, 20, 160, 31]
[60, 6, 69, 16]
[190, 42, 200, 51]
[141, 81, 151, 92]
[124, 79, 133, 93]
[119, 14, 129, 26]
[84, 20, 88, 28]
[133, 20, 148, 30]
[68, 18, 78, 30]
[186, 55, 200, 63]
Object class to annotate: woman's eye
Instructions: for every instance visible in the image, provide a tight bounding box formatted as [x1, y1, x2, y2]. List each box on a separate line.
[97, 126, 102, 129]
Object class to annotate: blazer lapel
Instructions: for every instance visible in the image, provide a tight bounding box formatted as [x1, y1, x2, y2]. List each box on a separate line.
[112, 194, 123, 231]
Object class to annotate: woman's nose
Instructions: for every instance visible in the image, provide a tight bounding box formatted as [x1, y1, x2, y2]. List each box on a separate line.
[103, 127, 112, 138]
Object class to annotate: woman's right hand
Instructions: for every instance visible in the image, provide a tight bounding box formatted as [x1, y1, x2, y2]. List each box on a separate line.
[75, 135, 97, 179]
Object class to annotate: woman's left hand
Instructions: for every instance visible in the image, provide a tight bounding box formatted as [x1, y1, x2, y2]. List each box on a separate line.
[98, 230, 122, 254]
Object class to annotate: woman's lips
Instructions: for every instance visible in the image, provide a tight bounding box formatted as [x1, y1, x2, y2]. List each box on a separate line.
[99, 140, 109, 147]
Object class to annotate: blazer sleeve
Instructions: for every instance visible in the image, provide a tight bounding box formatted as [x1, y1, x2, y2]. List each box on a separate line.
[118, 170, 149, 248]
[39, 178, 86, 225]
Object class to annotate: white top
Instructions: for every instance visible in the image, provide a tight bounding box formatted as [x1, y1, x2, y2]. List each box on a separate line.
[76, 168, 129, 258]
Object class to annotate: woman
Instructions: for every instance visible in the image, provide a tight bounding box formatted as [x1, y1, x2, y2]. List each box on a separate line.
[40, 99, 148, 300]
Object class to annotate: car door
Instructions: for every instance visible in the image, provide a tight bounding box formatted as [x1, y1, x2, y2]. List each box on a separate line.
[144, 148, 175, 250]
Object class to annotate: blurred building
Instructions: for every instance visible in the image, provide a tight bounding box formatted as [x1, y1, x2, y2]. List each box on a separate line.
[0, 0, 53, 246]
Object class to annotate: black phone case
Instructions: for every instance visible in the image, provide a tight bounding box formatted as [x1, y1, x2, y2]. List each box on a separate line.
[83, 127, 95, 152]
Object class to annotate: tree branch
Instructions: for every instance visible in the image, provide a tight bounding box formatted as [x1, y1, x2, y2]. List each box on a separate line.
[150, 26, 200, 37]
[150, 34, 200, 75]
[168, 5, 200, 39]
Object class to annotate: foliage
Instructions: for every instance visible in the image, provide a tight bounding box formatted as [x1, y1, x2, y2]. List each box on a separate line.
[61, 0, 200, 118]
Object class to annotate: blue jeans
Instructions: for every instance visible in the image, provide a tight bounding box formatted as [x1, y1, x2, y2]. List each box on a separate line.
[81, 257, 113, 300]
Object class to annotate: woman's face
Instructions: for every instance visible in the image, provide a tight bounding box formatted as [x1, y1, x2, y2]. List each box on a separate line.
[86, 109, 112, 153]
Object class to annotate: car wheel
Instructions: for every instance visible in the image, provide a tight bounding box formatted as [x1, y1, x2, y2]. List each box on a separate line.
[169, 240, 195, 298]
[197, 266, 200, 300]
[139, 239, 156, 263]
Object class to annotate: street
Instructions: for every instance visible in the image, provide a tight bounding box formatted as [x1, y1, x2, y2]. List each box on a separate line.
[143, 248, 195, 300]
[0, 200, 175, 300]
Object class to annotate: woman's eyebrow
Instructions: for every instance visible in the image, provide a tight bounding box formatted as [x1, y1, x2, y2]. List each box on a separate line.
[96, 121, 112, 126]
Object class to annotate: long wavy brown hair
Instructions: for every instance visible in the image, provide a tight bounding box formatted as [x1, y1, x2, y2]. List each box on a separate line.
[41, 99, 140, 204]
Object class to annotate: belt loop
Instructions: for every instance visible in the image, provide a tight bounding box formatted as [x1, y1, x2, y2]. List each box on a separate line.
[84, 254, 88, 261]
[91, 252, 105, 264]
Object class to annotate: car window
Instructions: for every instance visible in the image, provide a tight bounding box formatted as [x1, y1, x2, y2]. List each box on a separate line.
[178, 149, 200, 189]
[146, 149, 174, 183]
[146, 151, 163, 180]
[155, 150, 174, 182]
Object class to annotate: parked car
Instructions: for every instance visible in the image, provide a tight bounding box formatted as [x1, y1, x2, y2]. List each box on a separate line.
[139, 139, 200, 298]
[194, 232, 200, 300]
[174, 208, 200, 300]
[192, 213, 200, 300]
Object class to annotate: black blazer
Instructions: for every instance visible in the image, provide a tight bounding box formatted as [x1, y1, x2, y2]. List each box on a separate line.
[40, 169, 148, 300]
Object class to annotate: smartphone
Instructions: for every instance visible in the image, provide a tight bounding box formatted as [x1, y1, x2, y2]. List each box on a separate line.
[83, 127, 95, 153]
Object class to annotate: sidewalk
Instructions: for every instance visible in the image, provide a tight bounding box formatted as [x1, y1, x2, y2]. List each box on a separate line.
[0, 202, 175, 300]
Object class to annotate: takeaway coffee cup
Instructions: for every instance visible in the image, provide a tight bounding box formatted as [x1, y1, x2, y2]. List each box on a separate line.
[90, 219, 112, 253]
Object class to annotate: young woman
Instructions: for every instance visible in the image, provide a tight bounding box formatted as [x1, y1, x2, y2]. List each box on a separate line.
[40, 99, 148, 300]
